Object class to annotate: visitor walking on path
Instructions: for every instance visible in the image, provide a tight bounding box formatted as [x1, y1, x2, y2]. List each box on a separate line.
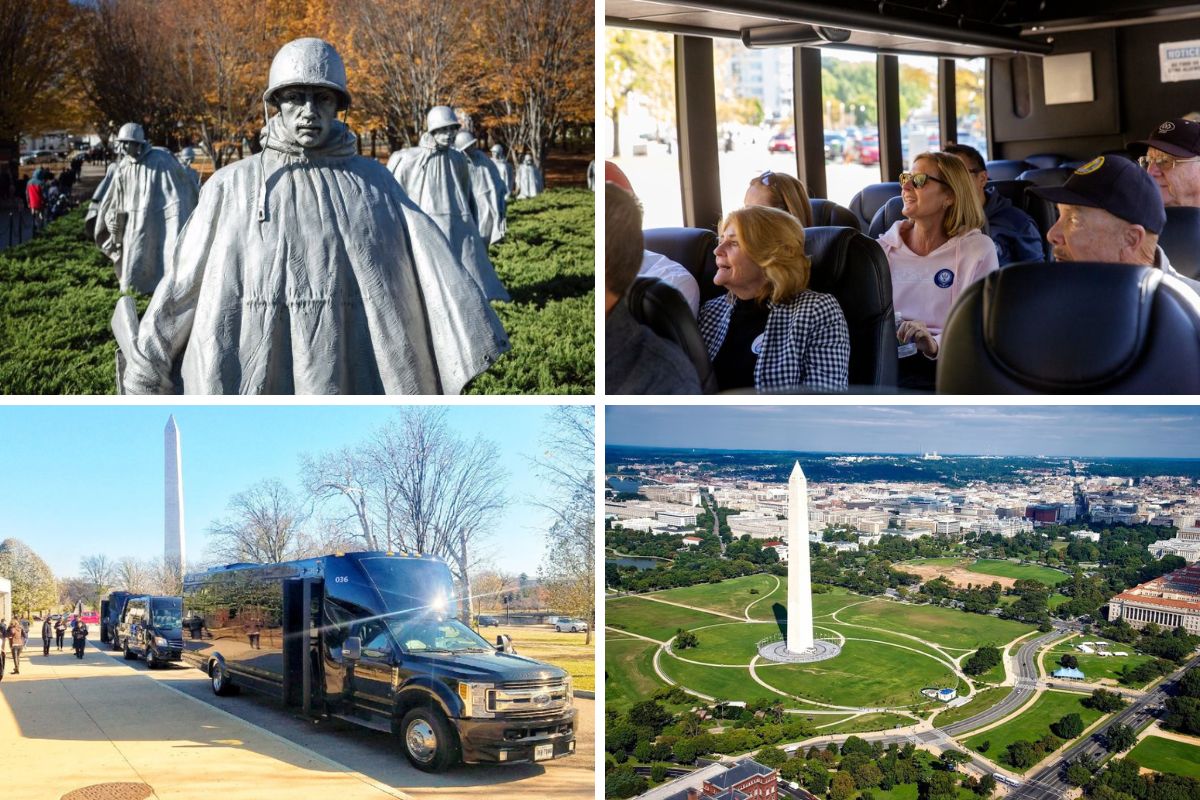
[41, 618, 52, 657]
[8, 620, 26, 674]
[72, 620, 89, 659]
[0, 619, 8, 677]
[55, 617, 66, 651]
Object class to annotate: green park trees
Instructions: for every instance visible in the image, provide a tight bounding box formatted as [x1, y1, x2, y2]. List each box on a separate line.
[964, 644, 1002, 676]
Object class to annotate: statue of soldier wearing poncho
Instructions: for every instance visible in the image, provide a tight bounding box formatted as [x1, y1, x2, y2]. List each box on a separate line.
[516, 153, 544, 199]
[491, 143, 515, 199]
[388, 107, 510, 301]
[111, 38, 508, 395]
[178, 147, 202, 190]
[95, 123, 199, 294]
[454, 129, 507, 244]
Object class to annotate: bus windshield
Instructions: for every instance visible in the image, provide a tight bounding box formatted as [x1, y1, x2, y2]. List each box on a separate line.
[389, 618, 493, 654]
[150, 597, 183, 629]
[359, 557, 457, 619]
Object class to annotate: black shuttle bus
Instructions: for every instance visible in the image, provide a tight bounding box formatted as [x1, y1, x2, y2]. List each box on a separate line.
[114, 595, 185, 668]
[182, 551, 576, 772]
[100, 590, 131, 644]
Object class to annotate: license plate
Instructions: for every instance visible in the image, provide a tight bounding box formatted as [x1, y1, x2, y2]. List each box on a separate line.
[534, 744, 554, 761]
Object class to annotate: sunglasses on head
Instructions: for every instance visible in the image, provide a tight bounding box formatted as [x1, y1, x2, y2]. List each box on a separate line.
[759, 170, 774, 186]
[899, 171, 949, 189]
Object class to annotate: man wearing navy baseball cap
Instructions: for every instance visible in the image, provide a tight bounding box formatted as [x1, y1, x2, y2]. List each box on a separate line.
[1031, 155, 1200, 294]
[1135, 117, 1200, 207]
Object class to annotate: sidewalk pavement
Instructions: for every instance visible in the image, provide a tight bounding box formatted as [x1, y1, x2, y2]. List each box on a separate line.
[0, 638, 414, 800]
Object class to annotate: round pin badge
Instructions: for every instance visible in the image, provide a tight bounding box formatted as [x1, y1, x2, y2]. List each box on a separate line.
[751, 333, 765, 355]
[934, 269, 954, 288]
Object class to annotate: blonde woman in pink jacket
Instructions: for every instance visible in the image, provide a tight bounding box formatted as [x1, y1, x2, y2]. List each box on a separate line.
[877, 151, 998, 390]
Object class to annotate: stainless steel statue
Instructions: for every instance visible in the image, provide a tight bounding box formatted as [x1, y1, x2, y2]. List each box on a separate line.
[96, 123, 200, 294]
[387, 106, 510, 301]
[516, 153, 544, 199]
[178, 147, 201, 190]
[112, 38, 509, 395]
[454, 129, 507, 244]
[490, 143, 515, 200]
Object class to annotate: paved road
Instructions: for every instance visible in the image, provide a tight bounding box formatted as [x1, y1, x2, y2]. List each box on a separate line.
[940, 628, 1068, 737]
[1007, 652, 1200, 800]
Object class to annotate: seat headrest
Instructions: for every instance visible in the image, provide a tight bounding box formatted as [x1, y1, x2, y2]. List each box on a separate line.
[627, 276, 716, 393]
[986, 179, 1031, 206]
[867, 195, 906, 239]
[1159, 206, 1200, 280]
[938, 261, 1200, 393]
[643, 227, 720, 303]
[1024, 153, 1067, 170]
[810, 198, 859, 229]
[985, 159, 1035, 180]
[849, 182, 902, 230]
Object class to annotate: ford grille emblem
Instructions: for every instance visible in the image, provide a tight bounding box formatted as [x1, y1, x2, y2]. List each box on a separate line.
[533, 692, 551, 706]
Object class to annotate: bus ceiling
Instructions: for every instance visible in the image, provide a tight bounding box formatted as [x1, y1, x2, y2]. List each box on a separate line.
[607, 0, 1200, 57]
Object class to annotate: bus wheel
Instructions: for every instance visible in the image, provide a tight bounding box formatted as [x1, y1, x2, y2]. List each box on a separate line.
[211, 662, 236, 696]
[145, 648, 158, 669]
[400, 707, 458, 772]
[123, 640, 137, 660]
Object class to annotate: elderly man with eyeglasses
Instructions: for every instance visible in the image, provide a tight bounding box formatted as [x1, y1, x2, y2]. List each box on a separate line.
[1136, 117, 1200, 207]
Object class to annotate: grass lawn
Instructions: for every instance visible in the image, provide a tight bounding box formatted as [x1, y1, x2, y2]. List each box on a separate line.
[963, 690, 1106, 770]
[0, 190, 593, 394]
[814, 712, 913, 735]
[969, 560, 1069, 587]
[933, 687, 1009, 729]
[836, 599, 1034, 651]
[606, 595, 729, 642]
[487, 624, 594, 691]
[974, 659, 1008, 686]
[1127, 735, 1200, 778]
[862, 785, 977, 800]
[753, 633, 959, 708]
[605, 635, 669, 714]
[675, 621, 778, 665]
[809, 586, 864, 619]
[648, 573, 782, 619]
[659, 659, 779, 706]
[1048, 593, 1070, 610]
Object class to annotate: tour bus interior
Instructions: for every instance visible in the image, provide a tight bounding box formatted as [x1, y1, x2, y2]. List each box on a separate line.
[607, 1, 1200, 393]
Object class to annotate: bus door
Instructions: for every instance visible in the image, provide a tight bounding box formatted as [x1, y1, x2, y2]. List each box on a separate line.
[282, 576, 322, 716]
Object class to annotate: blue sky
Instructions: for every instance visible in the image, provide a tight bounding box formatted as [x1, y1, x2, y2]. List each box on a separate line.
[607, 405, 1200, 458]
[0, 404, 588, 580]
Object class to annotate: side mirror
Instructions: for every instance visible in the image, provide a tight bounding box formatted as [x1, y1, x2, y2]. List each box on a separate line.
[343, 636, 362, 661]
[495, 634, 514, 655]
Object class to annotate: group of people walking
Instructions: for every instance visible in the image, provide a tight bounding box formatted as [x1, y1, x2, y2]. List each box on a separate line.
[0, 617, 91, 678]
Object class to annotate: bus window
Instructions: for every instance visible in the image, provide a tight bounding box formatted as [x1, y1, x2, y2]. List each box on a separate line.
[897, 55, 941, 169]
[605, 28, 682, 228]
[821, 49, 879, 206]
[955, 58, 988, 159]
[713, 40, 795, 220]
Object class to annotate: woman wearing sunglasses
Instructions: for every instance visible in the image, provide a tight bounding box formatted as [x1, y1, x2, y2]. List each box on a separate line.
[877, 151, 998, 390]
[744, 170, 814, 227]
[700, 205, 849, 392]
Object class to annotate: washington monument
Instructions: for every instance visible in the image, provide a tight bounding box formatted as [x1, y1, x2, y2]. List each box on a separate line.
[787, 461, 814, 653]
[164, 415, 185, 576]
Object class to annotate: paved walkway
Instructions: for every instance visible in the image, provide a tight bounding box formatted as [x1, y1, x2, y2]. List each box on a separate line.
[0, 638, 413, 799]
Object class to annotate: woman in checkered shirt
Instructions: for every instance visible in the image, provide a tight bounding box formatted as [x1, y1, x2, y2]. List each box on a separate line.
[699, 206, 849, 392]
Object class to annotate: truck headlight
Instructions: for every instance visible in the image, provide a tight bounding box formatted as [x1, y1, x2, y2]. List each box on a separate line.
[456, 681, 493, 718]
[154, 636, 168, 648]
[564, 676, 573, 706]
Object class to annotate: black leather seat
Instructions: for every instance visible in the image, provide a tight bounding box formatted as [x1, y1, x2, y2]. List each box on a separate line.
[987, 179, 1031, 207]
[985, 159, 1035, 180]
[937, 261, 1200, 393]
[643, 227, 721, 304]
[626, 276, 717, 393]
[804, 226, 898, 388]
[810, 198, 860, 228]
[1159, 206, 1200, 280]
[1024, 153, 1067, 169]
[1017, 167, 1074, 187]
[849, 183, 902, 232]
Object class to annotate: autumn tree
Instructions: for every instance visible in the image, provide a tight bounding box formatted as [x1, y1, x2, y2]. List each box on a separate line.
[480, 0, 593, 165]
[0, 0, 87, 152]
[0, 538, 58, 617]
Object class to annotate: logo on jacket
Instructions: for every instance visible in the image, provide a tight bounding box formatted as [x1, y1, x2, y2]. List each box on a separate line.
[933, 269, 954, 288]
[751, 333, 765, 355]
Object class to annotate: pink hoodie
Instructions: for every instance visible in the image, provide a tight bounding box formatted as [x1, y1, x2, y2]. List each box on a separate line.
[877, 221, 999, 345]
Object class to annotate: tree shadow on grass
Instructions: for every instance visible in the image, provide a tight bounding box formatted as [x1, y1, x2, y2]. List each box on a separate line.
[503, 274, 594, 307]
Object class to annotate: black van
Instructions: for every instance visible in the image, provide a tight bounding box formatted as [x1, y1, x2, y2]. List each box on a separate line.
[114, 595, 185, 668]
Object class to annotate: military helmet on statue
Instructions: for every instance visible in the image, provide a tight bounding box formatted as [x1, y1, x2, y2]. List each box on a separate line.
[116, 122, 147, 144]
[453, 130, 477, 150]
[426, 105, 460, 133]
[263, 38, 351, 110]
